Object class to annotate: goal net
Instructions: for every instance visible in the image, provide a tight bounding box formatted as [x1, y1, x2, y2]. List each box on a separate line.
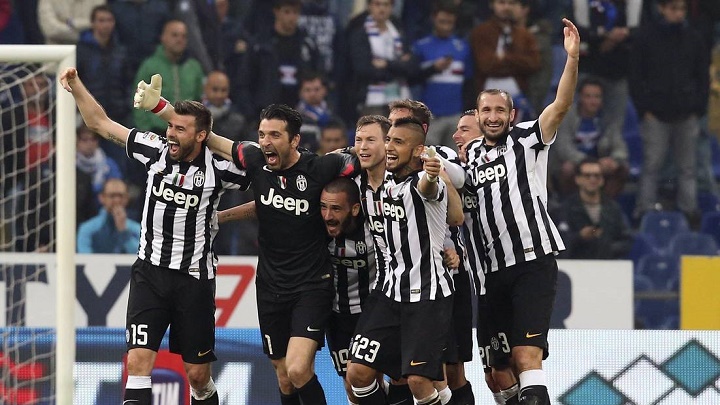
[0, 46, 76, 405]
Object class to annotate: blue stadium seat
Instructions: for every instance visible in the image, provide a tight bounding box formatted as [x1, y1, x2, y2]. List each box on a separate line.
[627, 233, 657, 266]
[639, 211, 689, 252]
[668, 231, 720, 257]
[636, 252, 679, 290]
[701, 211, 720, 247]
[697, 191, 720, 215]
[634, 273, 655, 292]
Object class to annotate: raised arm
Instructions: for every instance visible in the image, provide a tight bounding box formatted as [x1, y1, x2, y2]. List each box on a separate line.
[133, 74, 234, 160]
[59, 68, 129, 146]
[539, 18, 580, 144]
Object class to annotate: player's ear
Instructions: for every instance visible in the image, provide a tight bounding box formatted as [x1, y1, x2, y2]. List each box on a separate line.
[509, 108, 516, 124]
[291, 133, 300, 148]
[196, 129, 208, 143]
[412, 143, 425, 158]
[351, 202, 360, 217]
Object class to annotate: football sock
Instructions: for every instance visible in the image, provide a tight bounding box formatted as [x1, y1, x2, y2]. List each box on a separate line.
[124, 375, 152, 405]
[352, 380, 387, 405]
[296, 374, 327, 405]
[451, 381, 475, 405]
[280, 390, 301, 405]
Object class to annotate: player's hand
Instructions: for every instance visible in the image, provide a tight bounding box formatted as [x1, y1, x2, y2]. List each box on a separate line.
[59, 67, 78, 92]
[562, 18, 581, 59]
[443, 247, 460, 269]
[422, 146, 443, 181]
[134, 74, 163, 111]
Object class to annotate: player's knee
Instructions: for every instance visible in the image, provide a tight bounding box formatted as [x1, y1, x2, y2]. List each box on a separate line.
[512, 346, 543, 372]
[346, 362, 376, 387]
[185, 364, 211, 389]
[286, 362, 313, 387]
[406, 374, 433, 392]
[126, 349, 155, 376]
[484, 371, 500, 392]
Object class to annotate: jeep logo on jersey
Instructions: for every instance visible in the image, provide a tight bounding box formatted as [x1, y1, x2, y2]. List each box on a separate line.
[368, 216, 384, 234]
[259, 188, 310, 215]
[296, 175, 307, 191]
[468, 161, 507, 187]
[463, 194, 478, 210]
[330, 256, 368, 269]
[382, 201, 406, 221]
[193, 170, 205, 187]
[152, 181, 200, 210]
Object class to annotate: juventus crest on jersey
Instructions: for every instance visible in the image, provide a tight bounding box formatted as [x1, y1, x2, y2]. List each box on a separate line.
[464, 120, 565, 273]
[127, 129, 250, 279]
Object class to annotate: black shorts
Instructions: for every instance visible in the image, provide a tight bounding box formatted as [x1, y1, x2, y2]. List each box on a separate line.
[326, 311, 361, 377]
[446, 271, 474, 364]
[475, 294, 492, 373]
[485, 254, 557, 368]
[256, 284, 333, 360]
[126, 259, 217, 364]
[350, 294, 453, 381]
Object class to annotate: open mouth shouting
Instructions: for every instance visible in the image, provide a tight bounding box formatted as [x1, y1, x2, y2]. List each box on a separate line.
[264, 149, 279, 167]
[167, 139, 180, 156]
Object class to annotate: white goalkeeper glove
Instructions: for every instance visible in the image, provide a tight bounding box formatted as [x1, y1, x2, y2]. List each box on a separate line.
[133, 74, 169, 115]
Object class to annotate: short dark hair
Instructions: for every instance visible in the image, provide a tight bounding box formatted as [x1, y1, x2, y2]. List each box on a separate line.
[461, 109, 476, 117]
[90, 5, 113, 22]
[260, 104, 303, 139]
[174, 100, 213, 135]
[657, 0, 686, 6]
[432, 0, 459, 15]
[388, 99, 434, 128]
[356, 115, 391, 135]
[578, 75, 605, 94]
[576, 157, 601, 175]
[274, 0, 301, 9]
[322, 118, 347, 134]
[323, 177, 361, 205]
[477, 89, 514, 110]
[299, 71, 326, 86]
[392, 116, 426, 141]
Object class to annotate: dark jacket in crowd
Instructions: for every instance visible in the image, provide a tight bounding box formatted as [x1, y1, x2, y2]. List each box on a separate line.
[557, 193, 632, 260]
[629, 19, 709, 121]
[77, 30, 133, 123]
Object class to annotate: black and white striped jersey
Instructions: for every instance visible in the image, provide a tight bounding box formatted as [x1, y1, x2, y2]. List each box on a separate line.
[461, 188, 487, 295]
[379, 171, 454, 302]
[356, 171, 390, 289]
[127, 129, 250, 279]
[464, 120, 565, 272]
[328, 218, 378, 314]
[231, 141, 360, 293]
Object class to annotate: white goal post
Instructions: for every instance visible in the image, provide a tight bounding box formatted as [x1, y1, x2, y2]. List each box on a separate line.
[0, 45, 76, 405]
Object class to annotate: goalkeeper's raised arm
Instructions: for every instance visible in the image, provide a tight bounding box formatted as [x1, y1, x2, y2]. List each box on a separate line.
[59, 68, 130, 146]
[133, 73, 234, 161]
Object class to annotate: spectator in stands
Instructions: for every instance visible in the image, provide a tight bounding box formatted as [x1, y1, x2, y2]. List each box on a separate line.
[518, 0, 554, 115]
[236, 0, 324, 120]
[629, 0, 709, 222]
[469, 0, 541, 123]
[342, 0, 418, 121]
[77, 178, 141, 254]
[556, 158, 632, 259]
[111, 0, 172, 73]
[132, 19, 204, 134]
[3, 70, 54, 252]
[77, 5, 133, 126]
[175, 0, 222, 73]
[296, 72, 338, 152]
[299, 0, 341, 75]
[216, 0, 251, 102]
[412, 1, 473, 147]
[76, 124, 123, 209]
[553, 76, 629, 198]
[38, 0, 105, 44]
[573, 0, 643, 144]
[203, 71, 247, 141]
[201, 70, 256, 256]
[15, 0, 45, 44]
[317, 119, 348, 155]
